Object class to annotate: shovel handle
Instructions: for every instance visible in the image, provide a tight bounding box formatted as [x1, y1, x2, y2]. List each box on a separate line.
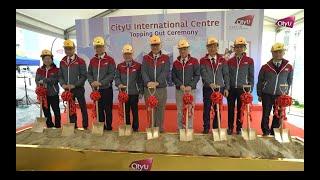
[247, 104, 250, 131]
[148, 86, 156, 95]
[123, 102, 126, 125]
[279, 84, 288, 95]
[40, 97, 43, 118]
[216, 103, 221, 130]
[185, 107, 189, 131]
[66, 101, 70, 122]
[242, 85, 251, 92]
[151, 108, 154, 128]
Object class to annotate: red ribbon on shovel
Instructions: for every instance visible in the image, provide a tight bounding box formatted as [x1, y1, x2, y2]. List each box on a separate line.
[61, 90, 76, 115]
[210, 91, 223, 122]
[90, 90, 101, 120]
[35, 86, 48, 109]
[274, 95, 292, 128]
[118, 91, 129, 123]
[146, 95, 158, 126]
[182, 93, 194, 127]
[240, 92, 253, 123]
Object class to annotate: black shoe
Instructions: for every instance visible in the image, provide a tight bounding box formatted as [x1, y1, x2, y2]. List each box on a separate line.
[133, 129, 138, 132]
[202, 129, 209, 134]
[83, 127, 88, 130]
[106, 127, 112, 131]
[262, 133, 269, 136]
[237, 130, 242, 135]
[227, 129, 233, 135]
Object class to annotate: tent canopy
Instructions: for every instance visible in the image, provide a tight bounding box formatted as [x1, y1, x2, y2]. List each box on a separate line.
[16, 56, 40, 66]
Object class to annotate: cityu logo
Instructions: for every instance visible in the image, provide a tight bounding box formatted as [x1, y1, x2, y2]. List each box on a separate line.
[129, 158, 153, 171]
[235, 15, 254, 26]
[276, 16, 295, 28]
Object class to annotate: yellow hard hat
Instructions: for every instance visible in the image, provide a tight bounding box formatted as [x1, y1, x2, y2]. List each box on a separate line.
[63, 39, 75, 48]
[93, 36, 105, 46]
[207, 36, 219, 45]
[149, 35, 161, 45]
[234, 36, 247, 45]
[122, 44, 133, 54]
[178, 39, 190, 49]
[40, 49, 53, 57]
[271, 42, 285, 52]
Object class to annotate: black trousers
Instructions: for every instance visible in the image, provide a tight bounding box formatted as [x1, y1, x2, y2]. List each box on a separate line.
[97, 87, 113, 130]
[227, 88, 243, 132]
[261, 93, 280, 135]
[69, 87, 88, 128]
[42, 95, 61, 128]
[124, 95, 139, 130]
[203, 87, 224, 130]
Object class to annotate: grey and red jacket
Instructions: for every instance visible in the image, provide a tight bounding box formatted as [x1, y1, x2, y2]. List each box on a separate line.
[35, 64, 59, 96]
[58, 54, 87, 88]
[257, 59, 293, 96]
[141, 51, 170, 88]
[114, 60, 143, 95]
[171, 54, 200, 90]
[227, 53, 254, 90]
[200, 54, 230, 90]
[87, 53, 116, 89]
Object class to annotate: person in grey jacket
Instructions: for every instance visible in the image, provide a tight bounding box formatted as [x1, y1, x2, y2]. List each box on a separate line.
[257, 42, 293, 136]
[115, 44, 143, 132]
[172, 39, 200, 131]
[36, 49, 61, 128]
[59, 39, 88, 129]
[200, 36, 230, 134]
[142, 35, 170, 133]
[88, 36, 116, 131]
[227, 36, 254, 135]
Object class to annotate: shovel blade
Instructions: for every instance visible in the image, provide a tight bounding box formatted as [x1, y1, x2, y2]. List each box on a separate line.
[91, 122, 104, 136]
[241, 128, 257, 141]
[212, 128, 227, 141]
[179, 129, 193, 141]
[31, 117, 46, 133]
[118, 125, 127, 136]
[274, 128, 291, 143]
[125, 125, 132, 136]
[61, 123, 75, 136]
[146, 127, 159, 140]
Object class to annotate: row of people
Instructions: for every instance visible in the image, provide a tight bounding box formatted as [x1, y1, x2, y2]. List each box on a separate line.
[35, 35, 293, 136]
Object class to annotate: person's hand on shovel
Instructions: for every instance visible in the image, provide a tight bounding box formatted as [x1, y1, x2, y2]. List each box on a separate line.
[180, 85, 186, 91]
[147, 82, 156, 89]
[118, 84, 125, 89]
[210, 83, 217, 90]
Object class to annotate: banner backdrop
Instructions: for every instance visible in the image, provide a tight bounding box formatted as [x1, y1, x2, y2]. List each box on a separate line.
[76, 9, 263, 104]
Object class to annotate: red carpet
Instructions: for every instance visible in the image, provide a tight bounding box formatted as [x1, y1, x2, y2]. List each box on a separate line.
[55, 103, 304, 139]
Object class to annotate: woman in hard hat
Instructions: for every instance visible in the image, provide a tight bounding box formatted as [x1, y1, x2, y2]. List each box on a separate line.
[257, 43, 293, 136]
[59, 39, 88, 130]
[141, 35, 170, 133]
[87, 36, 116, 130]
[115, 44, 143, 132]
[171, 39, 200, 131]
[227, 36, 254, 135]
[35, 49, 61, 128]
[200, 36, 230, 134]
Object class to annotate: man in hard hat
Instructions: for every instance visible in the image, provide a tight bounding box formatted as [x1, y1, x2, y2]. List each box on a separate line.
[115, 44, 143, 132]
[171, 39, 200, 131]
[59, 39, 88, 130]
[142, 35, 170, 133]
[88, 36, 116, 131]
[227, 37, 254, 135]
[257, 42, 293, 136]
[36, 49, 61, 128]
[200, 36, 230, 134]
